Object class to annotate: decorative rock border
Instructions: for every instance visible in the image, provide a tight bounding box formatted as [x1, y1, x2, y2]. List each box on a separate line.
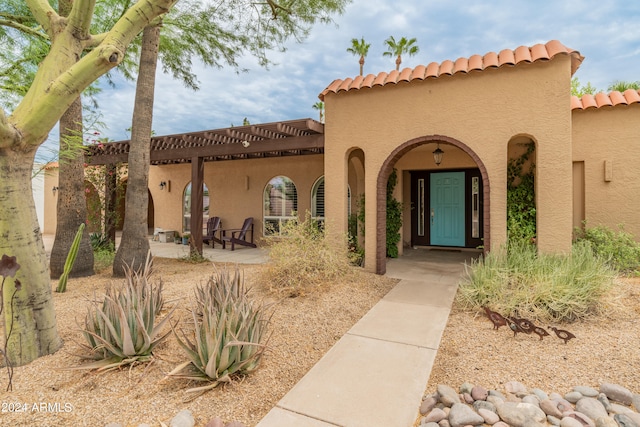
[419, 382, 640, 427]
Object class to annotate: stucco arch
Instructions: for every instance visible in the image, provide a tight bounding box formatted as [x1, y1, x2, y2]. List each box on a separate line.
[375, 135, 491, 274]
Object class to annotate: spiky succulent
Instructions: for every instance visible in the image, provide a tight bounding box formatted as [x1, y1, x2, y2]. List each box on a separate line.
[76, 253, 174, 371]
[166, 266, 271, 399]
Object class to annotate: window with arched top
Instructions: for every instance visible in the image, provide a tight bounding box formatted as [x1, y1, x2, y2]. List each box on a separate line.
[311, 176, 325, 223]
[182, 182, 210, 233]
[264, 176, 297, 236]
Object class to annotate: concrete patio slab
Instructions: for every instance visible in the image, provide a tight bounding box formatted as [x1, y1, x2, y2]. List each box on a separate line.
[270, 334, 436, 427]
[348, 300, 451, 349]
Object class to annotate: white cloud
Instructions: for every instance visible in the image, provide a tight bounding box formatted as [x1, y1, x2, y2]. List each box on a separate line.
[90, 0, 640, 141]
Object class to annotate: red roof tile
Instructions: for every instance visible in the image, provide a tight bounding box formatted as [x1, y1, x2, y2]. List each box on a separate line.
[571, 89, 640, 110]
[319, 40, 583, 101]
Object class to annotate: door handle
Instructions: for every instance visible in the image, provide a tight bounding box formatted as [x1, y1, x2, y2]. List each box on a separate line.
[430, 208, 435, 224]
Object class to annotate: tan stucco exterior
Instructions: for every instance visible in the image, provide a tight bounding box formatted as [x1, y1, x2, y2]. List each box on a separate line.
[43, 43, 640, 276]
[324, 56, 574, 272]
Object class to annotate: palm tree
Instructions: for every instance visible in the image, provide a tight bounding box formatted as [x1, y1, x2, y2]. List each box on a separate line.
[383, 36, 419, 71]
[312, 101, 324, 123]
[608, 80, 640, 92]
[346, 37, 371, 76]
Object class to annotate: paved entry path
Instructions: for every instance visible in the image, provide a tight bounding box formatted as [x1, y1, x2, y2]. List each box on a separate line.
[256, 248, 479, 427]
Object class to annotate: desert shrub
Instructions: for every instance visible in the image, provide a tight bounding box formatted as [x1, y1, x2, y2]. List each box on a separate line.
[167, 266, 270, 399]
[575, 224, 640, 274]
[507, 142, 536, 243]
[386, 169, 403, 258]
[457, 240, 617, 322]
[76, 254, 174, 371]
[261, 212, 356, 296]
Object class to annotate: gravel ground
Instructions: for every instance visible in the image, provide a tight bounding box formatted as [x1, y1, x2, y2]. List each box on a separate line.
[3, 257, 639, 427]
[0, 258, 397, 427]
[424, 276, 640, 412]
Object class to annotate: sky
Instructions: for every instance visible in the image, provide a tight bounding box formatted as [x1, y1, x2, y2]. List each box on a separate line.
[36, 0, 640, 158]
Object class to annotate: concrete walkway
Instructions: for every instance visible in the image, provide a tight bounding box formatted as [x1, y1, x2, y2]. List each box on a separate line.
[256, 248, 478, 427]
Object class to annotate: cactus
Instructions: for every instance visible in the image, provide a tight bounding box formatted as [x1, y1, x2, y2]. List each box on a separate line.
[56, 223, 85, 293]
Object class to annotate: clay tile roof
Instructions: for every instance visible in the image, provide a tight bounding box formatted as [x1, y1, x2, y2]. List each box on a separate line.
[319, 40, 583, 100]
[571, 89, 640, 110]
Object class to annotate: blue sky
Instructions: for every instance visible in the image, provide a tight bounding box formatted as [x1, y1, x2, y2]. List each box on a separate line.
[37, 0, 640, 156]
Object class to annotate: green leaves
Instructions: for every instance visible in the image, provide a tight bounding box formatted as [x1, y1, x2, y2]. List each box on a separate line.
[166, 266, 271, 399]
[75, 253, 174, 371]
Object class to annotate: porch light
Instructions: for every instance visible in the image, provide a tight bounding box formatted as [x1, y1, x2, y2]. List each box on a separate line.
[433, 144, 444, 166]
[159, 181, 167, 190]
[52, 186, 59, 196]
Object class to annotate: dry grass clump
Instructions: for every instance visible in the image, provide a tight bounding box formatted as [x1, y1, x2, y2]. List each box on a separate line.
[261, 214, 358, 296]
[456, 241, 618, 322]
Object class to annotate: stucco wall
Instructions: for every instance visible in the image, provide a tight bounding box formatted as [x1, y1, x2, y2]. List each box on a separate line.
[150, 154, 324, 243]
[572, 105, 640, 239]
[324, 56, 575, 272]
[44, 155, 324, 246]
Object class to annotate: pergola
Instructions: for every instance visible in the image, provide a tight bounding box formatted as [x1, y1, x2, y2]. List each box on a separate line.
[85, 118, 324, 253]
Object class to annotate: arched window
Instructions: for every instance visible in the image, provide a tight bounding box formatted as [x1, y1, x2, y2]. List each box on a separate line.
[183, 182, 210, 233]
[311, 176, 325, 224]
[264, 176, 297, 236]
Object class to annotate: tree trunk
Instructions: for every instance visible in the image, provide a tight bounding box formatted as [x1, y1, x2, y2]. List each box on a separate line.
[113, 24, 160, 276]
[50, 96, 95, 279]
[0, 150, 63, 366]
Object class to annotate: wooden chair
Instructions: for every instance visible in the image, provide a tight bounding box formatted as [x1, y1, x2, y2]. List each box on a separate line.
[203, 216, 222, 248]
[221, 217, 256, 251]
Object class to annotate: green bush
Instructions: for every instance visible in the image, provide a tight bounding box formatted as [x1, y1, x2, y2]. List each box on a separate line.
[167, 266, 270, 399]
[457, 240, 617, 322]
[575, 224, 640, 274]
[386, 169, 403, 258]
[261, 211, 356, 296]
[76, 254, 174, 371]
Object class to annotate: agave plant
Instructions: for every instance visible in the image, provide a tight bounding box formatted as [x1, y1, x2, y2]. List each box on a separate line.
[166, 266, 271, 399]
[75, 253, 175, 371]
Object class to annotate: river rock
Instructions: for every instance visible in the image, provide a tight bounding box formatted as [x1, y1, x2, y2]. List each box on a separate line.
[625, 413, 640, 426]
[204, 418, 224, 427]
[448, 402, 485, 427]
[531, 389, 549, 401]
[421, 396, 439, 415]
[633, 394, 640, 412]
[576, 398, 608, 420]
[595, 416, 618, 427]
[610, 404, 634, 415]
[566, 392, 584, 403]
[224, 422, 246, 427]
[474, 400, 497, 413]
[170, 410, 195, 427]
[497, 402, 547, 427]
[506, 381, 528, 395]
[424, 408, 448, 423]
[575, 387, 600, 398]
[554, 397, 575, 413]
[488, 395, 506, 407]
[494, 422, 510, 427]
[599, 393, 613, 412]
[472, 385, 489, 401]
[421, 422, 439, 427]
[565, 410, 596, 427]
[438, 384, 461, 407]
[459, 382, 474, 394]
[601, 383, 633, 405]
[438, 419, 450, 427]
[523, 395, 541, 406]
[613, 413, 639, 427]
[463, 392, 474, 404]
[540, 399, 564, 418]
[548, 415, 562, 426]
[479, 407, 501, 424]
[562, 417, 587, 427]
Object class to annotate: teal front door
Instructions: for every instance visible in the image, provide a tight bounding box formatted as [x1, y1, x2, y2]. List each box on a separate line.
[430, 172, 465, 246]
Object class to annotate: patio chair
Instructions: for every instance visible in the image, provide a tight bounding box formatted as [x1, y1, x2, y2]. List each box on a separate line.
[203, 216, 222, 248]
[221, 217, 256, 251]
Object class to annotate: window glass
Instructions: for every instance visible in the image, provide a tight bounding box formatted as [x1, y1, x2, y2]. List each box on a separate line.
[264, 176, 297, 236]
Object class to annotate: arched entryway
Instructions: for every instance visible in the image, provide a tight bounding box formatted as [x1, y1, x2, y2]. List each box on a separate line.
[375, 135, 491, 274]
